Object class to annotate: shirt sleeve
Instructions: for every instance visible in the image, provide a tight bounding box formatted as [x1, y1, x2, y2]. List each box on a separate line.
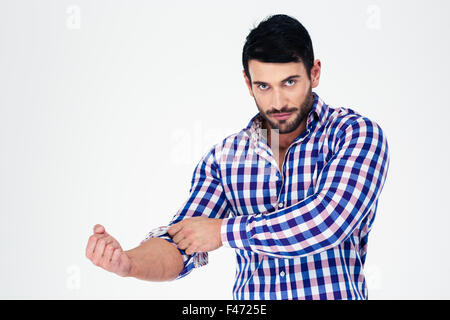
[141, 146, 231, 279]
[220, 117, 390, 258]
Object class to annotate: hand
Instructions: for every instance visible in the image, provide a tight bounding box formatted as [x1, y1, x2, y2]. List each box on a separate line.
[85, 224, 132, 277]
[168, 217, 223, 255]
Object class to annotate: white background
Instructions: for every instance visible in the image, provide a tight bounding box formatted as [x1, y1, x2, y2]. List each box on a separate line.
[1, 0, 449, 299]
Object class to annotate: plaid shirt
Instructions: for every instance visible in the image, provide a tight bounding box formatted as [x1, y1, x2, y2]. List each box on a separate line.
[142, 91, 390, 300]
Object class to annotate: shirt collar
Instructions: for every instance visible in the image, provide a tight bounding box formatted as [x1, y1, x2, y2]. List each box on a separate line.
[245, 91, 326, 146]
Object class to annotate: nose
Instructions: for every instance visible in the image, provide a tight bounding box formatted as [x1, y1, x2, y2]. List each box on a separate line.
[271, 88, 287, 111]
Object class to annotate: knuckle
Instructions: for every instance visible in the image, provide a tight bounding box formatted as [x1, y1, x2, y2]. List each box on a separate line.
[178, 231, 186, 239]
[111, 242, 120, 249]
[110, 252, 118, 263]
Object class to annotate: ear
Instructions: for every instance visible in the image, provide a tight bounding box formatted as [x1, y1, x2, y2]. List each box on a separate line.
[242, 70, 254, 97]
[310, 59, 321, 89]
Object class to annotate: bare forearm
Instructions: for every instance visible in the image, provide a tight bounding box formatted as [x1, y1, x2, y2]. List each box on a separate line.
[125, 238, 184, 282]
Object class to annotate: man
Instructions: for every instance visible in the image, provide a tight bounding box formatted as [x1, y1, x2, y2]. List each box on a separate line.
[85, 14, 390, 300]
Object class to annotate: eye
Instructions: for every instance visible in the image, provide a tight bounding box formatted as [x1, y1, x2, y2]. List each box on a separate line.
[285, 79, 296, 87]
[258, 84, 269, 91]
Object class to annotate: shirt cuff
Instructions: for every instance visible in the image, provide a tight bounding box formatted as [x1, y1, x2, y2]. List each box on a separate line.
[141, 226, 208, 273]
[220, 215, 252, 251]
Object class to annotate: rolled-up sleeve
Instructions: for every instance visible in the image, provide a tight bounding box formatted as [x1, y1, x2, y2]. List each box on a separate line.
[141, 146, 231, 279]
[220, 117, 390, 258]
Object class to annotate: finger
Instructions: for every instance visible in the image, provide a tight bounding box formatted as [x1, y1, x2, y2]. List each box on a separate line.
[94, 224, 105, 234]
[101, 234, 122, 251]
[101, 244, 115, 266]
[92, 238, 106, 265]
[86, 235, 98, 259]
[107, 238, 121, 250]
[177, 238, 190, 251]
[168, 221, 184, 237]
[186, 245, 197, 256]
[92, 233, 108, 243]
[111, 248, 121, 266]
[172, 230, 185, 244]
[103, 236, 114, 246]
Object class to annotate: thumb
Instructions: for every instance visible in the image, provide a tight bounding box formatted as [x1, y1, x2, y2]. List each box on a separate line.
[93, 224, 105, 234]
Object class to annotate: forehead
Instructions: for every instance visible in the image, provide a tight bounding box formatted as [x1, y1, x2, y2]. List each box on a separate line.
[248, 60, 306, 82]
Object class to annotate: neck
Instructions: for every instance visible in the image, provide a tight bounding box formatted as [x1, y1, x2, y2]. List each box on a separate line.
[263, 118, 307, 150]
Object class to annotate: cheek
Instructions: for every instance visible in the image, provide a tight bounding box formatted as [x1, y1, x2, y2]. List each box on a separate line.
[254, 94, 270, 110]
[287, 92, 305, 107]
[291, 83, 310, 104]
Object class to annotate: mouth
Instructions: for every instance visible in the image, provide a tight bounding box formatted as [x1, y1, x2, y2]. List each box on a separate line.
[271, 112, 292, 121]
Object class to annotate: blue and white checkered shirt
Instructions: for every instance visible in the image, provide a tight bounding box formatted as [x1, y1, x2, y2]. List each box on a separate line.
[142, 91, 390, 300]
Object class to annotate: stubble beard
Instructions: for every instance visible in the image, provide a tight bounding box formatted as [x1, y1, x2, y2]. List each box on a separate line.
[255, 86, 313, 134]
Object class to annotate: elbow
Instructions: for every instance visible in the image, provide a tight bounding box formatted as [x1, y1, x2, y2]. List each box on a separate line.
[161, 248, 184, 281]
[272, 234, 342, 259]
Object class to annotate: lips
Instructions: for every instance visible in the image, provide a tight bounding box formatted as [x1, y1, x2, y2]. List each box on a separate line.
[272, 112, 292, 121]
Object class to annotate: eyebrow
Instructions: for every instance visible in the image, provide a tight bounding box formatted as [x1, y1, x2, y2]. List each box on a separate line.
[252, 74, 301, 86]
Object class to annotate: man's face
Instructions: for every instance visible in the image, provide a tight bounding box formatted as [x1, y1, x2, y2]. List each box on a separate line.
[244, 60, 315, 134]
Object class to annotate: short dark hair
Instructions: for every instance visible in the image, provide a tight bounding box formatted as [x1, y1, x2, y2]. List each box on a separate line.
[242, 14, 315, 81]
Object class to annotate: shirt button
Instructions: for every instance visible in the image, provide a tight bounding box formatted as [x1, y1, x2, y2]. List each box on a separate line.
[280, 271, 285, 277]
[278, 202, 284, 208]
